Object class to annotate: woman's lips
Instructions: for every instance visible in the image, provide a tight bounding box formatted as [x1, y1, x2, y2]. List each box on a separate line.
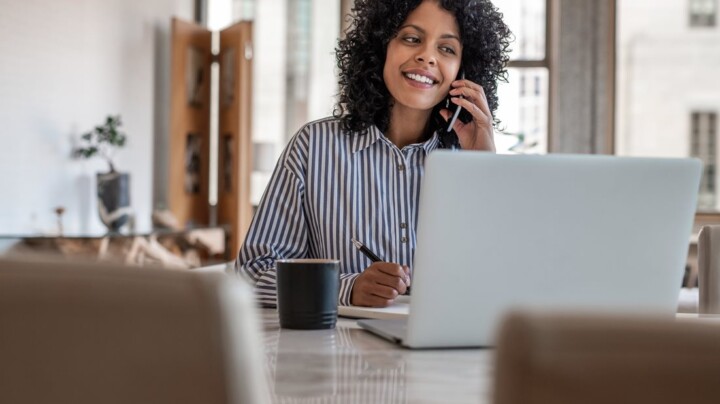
[403, 72, 436, 89]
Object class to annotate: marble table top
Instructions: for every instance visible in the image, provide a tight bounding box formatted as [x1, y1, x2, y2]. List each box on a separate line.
[259, 309, 493, 403]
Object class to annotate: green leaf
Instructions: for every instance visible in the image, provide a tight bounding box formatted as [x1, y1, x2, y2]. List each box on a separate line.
[77, 146, 98, 159]
[76, 114, 126, 164]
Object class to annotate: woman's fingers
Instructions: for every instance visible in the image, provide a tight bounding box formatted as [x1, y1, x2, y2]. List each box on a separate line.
[450, 83, 491, 118]
[450, 96, 491, 125]
[350, 263, 409, 307]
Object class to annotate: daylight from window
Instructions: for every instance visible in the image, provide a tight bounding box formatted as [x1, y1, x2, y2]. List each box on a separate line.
[617, 0, 720, 211]
[493, 0, 548, 154]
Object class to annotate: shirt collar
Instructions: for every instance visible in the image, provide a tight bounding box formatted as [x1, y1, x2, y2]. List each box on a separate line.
[350, 125, 384, 154]
[350, 125, 442, 154]
[422, 131, 441, 153]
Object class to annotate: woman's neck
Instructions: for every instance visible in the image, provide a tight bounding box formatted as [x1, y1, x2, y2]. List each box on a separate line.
[385, 104, 432, 149]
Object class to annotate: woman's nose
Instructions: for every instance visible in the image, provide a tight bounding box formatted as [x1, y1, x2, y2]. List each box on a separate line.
[414, 48, 437, 66]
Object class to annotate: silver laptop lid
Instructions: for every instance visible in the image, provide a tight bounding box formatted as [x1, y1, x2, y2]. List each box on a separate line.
[405, 151, 701, 348]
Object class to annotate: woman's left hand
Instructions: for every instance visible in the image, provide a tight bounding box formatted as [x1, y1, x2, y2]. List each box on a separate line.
[439, 79, 496, 152]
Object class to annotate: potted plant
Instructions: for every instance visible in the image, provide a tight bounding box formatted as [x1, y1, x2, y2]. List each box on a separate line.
[74, 115, 132, 232]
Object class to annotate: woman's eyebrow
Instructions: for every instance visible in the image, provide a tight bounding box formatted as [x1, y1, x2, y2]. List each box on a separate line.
[398, 24, 461, 42]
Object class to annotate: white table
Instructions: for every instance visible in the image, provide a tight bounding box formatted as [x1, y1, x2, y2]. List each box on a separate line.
[259, 309, 493, 403]
[259, 308, 720, 404]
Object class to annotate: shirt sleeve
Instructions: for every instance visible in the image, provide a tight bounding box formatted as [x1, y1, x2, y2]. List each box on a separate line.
[235, 124, 365, 308]
[338, 273, 360, 306]
[235, 138, 309, 308]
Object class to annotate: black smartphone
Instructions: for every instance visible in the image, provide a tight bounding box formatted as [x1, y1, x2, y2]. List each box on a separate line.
[438, 69, 465, 149]
[446, 70, 465, 133]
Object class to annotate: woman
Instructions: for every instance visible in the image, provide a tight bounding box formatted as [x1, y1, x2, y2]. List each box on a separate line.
[237, 0, 511, 308]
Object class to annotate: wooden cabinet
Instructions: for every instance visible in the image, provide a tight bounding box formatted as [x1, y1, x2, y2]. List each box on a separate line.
[169, 18, 254, 258]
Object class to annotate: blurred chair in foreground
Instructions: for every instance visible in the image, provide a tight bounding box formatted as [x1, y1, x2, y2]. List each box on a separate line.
[0, 257, 269, 404]
[698, 225, 720, 314]
[493, 311, 720, 404]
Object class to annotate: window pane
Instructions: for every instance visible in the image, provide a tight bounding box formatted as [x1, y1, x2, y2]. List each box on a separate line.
[229, 0, 339, 205]
[617, 0, 720, 211]
[493, 0, 546, 60]
[689, 0, 717, 27]
[494, 67, 548, 154]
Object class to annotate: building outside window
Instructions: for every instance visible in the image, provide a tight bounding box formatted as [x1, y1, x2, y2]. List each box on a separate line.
[689, 0, 717, 27]
[493, 0, 549, 154]
[617, 0, 720, 212]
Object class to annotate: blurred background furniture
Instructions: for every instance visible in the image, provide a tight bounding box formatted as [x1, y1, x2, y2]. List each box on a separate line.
[169, 18, 254, 258]
[493, 311, 720, 404]
[0, 257, 269, 404]
[0, 226, 228, 269]
[6, 256, 716, 404]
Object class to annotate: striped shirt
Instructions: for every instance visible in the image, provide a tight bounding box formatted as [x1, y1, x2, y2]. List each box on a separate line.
[236, 117, 441, 307]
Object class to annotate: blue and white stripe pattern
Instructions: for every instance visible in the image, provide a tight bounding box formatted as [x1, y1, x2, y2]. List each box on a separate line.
[236, 117, 440, 307]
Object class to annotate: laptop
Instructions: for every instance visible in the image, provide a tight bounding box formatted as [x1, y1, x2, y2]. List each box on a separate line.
[358, 151, 702, 348]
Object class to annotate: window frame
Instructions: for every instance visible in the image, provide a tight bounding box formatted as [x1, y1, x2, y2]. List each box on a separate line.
[503, 0, 553, 153]
[505, 0, 552, 66]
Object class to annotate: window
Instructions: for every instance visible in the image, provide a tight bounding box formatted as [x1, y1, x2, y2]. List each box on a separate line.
[206, 0, 340, 205]
[692, 112, 718, 209]
[617, 0, 720, 212]
[493, 0, 549, 154]
[285, 0, 312, 137]
[689, 0, 717, 27]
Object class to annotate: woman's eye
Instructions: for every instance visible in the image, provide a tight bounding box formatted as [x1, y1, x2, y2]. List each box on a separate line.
[403, 36, 420, 44]
[440, 46, 456, 55]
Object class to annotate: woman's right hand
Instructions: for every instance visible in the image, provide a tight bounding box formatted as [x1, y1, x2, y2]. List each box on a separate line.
[350, 262, 411, 307]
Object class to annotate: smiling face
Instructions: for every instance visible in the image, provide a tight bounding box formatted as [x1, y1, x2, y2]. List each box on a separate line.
[383, 0, 463, 117]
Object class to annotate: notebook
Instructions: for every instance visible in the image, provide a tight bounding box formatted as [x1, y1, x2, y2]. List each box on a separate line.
[358, 151, 701, 348]
[338, 295, 410, 320]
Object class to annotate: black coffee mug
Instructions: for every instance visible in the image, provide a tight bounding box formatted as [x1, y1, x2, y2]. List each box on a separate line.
[276, 259, 340, 329]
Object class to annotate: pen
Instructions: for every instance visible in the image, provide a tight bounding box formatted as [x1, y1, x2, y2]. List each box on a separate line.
[351, 238, 382, 262]
[351, 238, 411, 295]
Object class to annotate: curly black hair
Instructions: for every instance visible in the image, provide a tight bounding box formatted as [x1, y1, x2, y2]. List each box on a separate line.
[334, 0, 512, 137]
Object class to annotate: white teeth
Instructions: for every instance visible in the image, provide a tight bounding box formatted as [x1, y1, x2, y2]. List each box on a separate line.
[405, 73, 434, 85]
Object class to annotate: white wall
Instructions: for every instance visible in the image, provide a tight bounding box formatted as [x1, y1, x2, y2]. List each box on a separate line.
[0, 0, 194, 235]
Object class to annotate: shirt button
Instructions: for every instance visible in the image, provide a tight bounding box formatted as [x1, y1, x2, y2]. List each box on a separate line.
[401, 236, 408, 243]
[400, 223, 407, 229]
[398, 164, 405, 171]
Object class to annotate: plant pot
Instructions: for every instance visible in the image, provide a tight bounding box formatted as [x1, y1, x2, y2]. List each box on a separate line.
[97, 171, 132, 233]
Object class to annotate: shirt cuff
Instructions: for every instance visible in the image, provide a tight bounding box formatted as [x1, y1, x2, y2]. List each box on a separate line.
[338, 273, 360, 306]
